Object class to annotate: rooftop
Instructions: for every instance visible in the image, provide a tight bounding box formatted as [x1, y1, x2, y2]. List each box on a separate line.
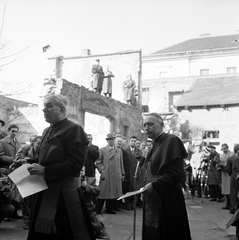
[153, 34, 239, 55]
[174, 75, 239, 108]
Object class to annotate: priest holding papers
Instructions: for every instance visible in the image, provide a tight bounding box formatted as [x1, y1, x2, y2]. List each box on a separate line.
[142, 113, 191, 240]
[26, 94, 95, 240]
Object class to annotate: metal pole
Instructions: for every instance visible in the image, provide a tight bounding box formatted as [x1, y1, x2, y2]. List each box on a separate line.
[133, 161, 140, 240]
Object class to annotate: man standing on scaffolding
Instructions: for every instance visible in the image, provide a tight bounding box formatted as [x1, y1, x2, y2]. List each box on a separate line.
[207, 145, 224, 202]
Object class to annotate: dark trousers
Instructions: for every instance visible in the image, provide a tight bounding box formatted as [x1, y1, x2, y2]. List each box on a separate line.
[95, 199, 116, 213]
[21, 196, 32, 225]
[0, 203, 14, 222]
[209, 184, 223, 199]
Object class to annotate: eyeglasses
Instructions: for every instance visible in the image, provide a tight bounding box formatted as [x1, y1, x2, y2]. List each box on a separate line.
[11, 130, 18, 133]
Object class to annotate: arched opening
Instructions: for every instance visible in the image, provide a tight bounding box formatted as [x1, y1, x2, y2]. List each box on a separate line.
[84, 112, 111, 148]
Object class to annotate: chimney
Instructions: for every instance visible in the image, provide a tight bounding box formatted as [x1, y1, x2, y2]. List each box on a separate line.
[199, 33, 210, 38]
[82, 49, 91, 56]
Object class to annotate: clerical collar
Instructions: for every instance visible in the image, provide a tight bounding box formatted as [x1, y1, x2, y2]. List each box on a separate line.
[51, 118, 67, 128]
[153, 131, 164, 141]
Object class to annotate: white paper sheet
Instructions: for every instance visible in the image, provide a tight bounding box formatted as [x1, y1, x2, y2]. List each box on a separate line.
[117, 187, 145, 200]
[8, 164, 48, 198]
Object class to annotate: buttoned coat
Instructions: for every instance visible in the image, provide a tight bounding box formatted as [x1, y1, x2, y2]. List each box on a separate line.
[123, 146, 142, 191]
[96, 146, 124, 199]
[0, 135, 21, 167]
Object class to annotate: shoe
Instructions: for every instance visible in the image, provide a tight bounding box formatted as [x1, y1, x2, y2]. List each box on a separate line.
[210, 198, 217, 201]
[114, 208, 121, 212]
[222, 206, 229, 210]
[11, 213, 22, 219]
[23, 224, 29, 230]
[217, 198, 224, 202]
[105, 210, 116, 214]
[124, 204, 131, 211]
[230, 208, 236, 214]
[98, 232, 110, 239]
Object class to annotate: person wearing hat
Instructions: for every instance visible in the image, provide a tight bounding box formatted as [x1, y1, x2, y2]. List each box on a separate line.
[0, 120, 7, 140]
[91, 59, 104, 94]
[95, 134, 125, 214]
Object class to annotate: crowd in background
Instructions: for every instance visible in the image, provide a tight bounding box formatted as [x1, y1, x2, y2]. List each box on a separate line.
[183, 141, 239, 216]
[4, 110, 239, 238]
[0, 117, 154, 238]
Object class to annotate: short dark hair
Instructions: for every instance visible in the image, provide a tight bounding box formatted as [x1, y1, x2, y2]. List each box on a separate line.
[130, 136, 137, 140]
[221, 143, 228, 149]
[8, 124, 19, 132]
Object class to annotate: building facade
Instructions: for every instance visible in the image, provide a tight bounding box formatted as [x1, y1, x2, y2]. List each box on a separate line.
[142, 34, 239, 149]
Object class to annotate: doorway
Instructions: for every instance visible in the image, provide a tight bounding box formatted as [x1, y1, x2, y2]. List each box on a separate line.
[84, 112, 110, 148]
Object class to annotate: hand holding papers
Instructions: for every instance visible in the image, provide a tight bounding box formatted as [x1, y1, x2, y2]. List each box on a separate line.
[117, 187, 145, 200]
[8, 164, 48, 198]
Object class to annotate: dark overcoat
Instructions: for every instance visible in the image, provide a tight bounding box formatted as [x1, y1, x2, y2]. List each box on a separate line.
[123, 146, 142, 191]
[142, 132, 191, 240]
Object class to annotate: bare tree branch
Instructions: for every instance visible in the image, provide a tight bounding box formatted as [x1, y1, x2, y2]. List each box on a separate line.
[0, 3, 7, 39]
[0, 57, 17, 68]
[0, 45, 30, 60]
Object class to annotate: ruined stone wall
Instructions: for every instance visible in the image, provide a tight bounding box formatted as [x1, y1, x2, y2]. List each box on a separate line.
[48, 50, 142, 107]
[59, 80, 143, 139]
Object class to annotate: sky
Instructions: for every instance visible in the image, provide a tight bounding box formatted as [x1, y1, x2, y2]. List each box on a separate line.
[0, 0, 239, 103]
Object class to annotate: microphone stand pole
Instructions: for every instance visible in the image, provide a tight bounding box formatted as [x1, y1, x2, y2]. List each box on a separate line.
[133, 160, 140, 240]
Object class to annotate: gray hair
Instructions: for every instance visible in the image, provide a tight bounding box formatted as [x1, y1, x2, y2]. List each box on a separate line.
[145, 112, 164, 126]
[45, 94, 69, 116]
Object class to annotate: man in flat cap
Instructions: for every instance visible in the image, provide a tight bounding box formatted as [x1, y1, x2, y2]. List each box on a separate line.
[95, 134, 124, 214]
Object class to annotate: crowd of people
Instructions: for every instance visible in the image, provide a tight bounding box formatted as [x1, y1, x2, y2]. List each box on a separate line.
[0, 94, 192, 240]
[183, 141, 239, 239]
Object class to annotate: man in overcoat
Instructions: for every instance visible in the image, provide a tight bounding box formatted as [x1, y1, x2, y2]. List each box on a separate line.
[85, 134, 99, 185]
[123, 136, 143, 209]
[0, 124, 22, 218]
[0, 124, 21, 169]
[92, 59, 104, 94]
[142, 113, 191, 240]
[95, 134, 124, 214]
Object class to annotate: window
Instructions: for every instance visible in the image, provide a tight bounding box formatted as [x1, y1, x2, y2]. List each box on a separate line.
[123, 125, 129, 138]
[200, 69, 209, 76]
[227, 67, 237, 74]
[159, 72, 168, 78]
[142, 87, 149, 107]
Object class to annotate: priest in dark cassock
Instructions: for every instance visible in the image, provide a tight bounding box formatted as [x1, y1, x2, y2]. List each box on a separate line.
[26, 94, 95, 240]
[142, 113, 191, 240]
